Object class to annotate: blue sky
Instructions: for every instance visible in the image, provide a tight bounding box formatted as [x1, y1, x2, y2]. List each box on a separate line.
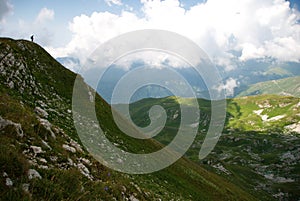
[0, 0, 300, 71]
[1, 0, 208, 46]
[2, 0, 123, 45]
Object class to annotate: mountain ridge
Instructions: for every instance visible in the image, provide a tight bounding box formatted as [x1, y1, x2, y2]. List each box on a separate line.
[237, 76, 300, 98]
[0, 38, 256, 200]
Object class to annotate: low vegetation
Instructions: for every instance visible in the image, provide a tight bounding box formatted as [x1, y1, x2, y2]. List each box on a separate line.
[129, 95, 300, 200]
[0, 38, 256, 200]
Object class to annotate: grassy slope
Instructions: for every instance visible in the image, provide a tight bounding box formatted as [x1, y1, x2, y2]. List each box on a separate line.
[237, 76, 300, 97]
[128, 95, 300, 200]
[0, 38, 255, 200]
[226, 94, 300, 132]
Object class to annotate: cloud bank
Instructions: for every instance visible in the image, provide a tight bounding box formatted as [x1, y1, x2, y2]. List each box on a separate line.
[47, 0, 300, 70]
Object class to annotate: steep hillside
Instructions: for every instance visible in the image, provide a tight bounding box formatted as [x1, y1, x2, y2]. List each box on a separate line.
[237, 76, 300, 97]
[129, 95, 300, 200]
[0, 38, 255, 200]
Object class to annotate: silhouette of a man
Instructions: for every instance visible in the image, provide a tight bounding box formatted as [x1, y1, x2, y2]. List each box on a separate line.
[30, 35, 34, 42]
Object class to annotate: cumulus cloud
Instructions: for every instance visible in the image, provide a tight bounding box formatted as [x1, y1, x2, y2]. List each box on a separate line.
[105, 0, 122, 7]
[35, 7, 54, 24]
[47, 0, 300, 70]
[224, 78, 238, 96]
[216, 77, 238, 97]
[51, 11, 146, 62]
[0, 0, 13, 22]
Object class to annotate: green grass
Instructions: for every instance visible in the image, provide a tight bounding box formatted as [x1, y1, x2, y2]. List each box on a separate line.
[0, 37, 257, 201]
[225, 95, 300, 132]
[128, 94, 300, 200]
[237, 76, 300, 97]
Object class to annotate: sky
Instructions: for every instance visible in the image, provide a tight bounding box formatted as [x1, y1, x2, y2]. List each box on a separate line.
[1, 0, 300, 74]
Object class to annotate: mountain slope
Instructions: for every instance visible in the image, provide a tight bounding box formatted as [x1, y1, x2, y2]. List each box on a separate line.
[0, 38, 255, 200]
[128, 95, 300, 200]
[226, 95, 300, 132]
[237, 76, 300, 97]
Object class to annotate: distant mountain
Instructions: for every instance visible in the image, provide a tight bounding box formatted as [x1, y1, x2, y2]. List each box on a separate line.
[217, 60, 300, 97]
[55, 54, 300, 102]
[237, 76, 300, 97]
[95, 60, 300, 102]
[96, 65, 208, 103]
[56, 56, 81, 73]
[0, 38, 255, 200]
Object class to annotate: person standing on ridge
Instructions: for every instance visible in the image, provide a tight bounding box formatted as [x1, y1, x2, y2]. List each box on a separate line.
[30, 35, 34, 42]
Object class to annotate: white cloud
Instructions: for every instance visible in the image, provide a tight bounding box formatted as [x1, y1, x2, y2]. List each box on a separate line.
[105, 0, 122, 7]
[224, 78, 238, 96]
[112, 51, 190, 70]
[264, 37, 300, 62]
[214, 52, 237, 71]
[0, 0, 13, 22]
[35, 7, 54, 24]
[216, 77, 238, 97]
[46, 0, 300, 70]
[56, 11, 146, 62]
[240, 43, 265, 61]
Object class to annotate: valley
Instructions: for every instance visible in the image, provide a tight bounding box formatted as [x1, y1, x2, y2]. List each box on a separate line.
[2, 0, 300, 200]
[128, 95, 300, 200]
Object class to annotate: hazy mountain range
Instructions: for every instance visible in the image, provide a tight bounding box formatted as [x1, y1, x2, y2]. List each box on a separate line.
[57, 56, 300, 103]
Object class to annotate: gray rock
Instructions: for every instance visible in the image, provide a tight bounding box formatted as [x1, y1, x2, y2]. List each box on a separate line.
[22, 183, 30, 192]
[0, 116, 24, 137]
[28, 169, 42, 180]
[34, 107, 48, 118]
[62, 144, 76, 153]
[5, 178, 13, 186]
[129, 195, 139, 201]
[38, 118, 56, 139]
